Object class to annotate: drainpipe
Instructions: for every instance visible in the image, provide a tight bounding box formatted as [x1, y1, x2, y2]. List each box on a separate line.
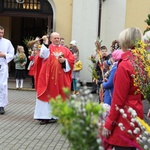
[98, 0, 102, 37]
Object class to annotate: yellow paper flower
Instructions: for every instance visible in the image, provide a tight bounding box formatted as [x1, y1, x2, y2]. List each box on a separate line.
[38, 44, 42, 50]
[137, 117, 150, 133]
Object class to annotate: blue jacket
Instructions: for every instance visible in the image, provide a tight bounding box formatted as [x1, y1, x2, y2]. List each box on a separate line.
[102, 64, 117, 105]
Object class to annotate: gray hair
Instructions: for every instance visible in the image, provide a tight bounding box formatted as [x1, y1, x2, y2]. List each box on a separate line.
[119, 27, 142, 50]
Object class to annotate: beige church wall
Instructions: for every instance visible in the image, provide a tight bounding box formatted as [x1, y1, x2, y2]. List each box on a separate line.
[71, 0, 99, 82]
[0, 16, 12, 39]
[53, 0, 73, 47]
[125, 0, 150, 34]
[101, 0, 126, 52]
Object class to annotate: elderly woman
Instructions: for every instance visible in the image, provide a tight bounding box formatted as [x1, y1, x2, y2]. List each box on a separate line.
[103, 27, 144, 150]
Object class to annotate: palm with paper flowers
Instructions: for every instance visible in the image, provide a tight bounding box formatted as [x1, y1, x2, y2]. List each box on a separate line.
[130, 40, 150, 103]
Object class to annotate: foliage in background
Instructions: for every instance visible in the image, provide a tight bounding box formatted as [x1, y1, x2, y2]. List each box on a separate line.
[88, 37, 103, 80]
[144, 14, 150, 34]
[50, 86, 105, 150]
[23, 36, 35, 55]
[23, 36, 34, 47]
[130, 40, 150, 103]
[88, 64, 100, 80]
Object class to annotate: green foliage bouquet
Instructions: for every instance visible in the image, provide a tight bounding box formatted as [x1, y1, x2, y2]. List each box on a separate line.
[88, 37, 103, 80]
[50, 85, 105, 150]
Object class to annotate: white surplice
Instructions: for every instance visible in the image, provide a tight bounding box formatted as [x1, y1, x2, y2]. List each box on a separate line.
[0, 38, 14, 107]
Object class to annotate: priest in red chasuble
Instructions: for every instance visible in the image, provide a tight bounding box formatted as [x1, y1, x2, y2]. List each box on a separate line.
[34, 32, 75, 125]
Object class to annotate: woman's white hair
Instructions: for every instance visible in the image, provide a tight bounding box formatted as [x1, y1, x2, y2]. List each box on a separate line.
[119, 27, 142, 50]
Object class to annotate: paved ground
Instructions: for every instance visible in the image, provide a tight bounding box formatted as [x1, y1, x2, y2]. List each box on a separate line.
[4, 76, 149, 150]
[8, 77, 35, 90]
[0, 78, 70, 150]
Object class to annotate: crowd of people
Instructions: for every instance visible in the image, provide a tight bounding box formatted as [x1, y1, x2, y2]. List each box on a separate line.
[1, 24, 150, 149]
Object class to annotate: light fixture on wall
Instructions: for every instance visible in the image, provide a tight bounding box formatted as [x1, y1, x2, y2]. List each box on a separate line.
[16, 0, 39, 10]
[16, 0, 25, 4]
[22, 4, 37, 10]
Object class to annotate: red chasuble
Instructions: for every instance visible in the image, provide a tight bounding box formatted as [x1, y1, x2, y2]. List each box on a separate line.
[35, 45, 74, 102]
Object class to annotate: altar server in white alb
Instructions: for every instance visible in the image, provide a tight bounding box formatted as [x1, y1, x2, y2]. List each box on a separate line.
[0, 26, 14, 115]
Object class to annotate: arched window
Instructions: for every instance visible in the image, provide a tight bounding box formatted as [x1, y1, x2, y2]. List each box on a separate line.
[1, 0, 52, 14]
[4, 0, 40, 10]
